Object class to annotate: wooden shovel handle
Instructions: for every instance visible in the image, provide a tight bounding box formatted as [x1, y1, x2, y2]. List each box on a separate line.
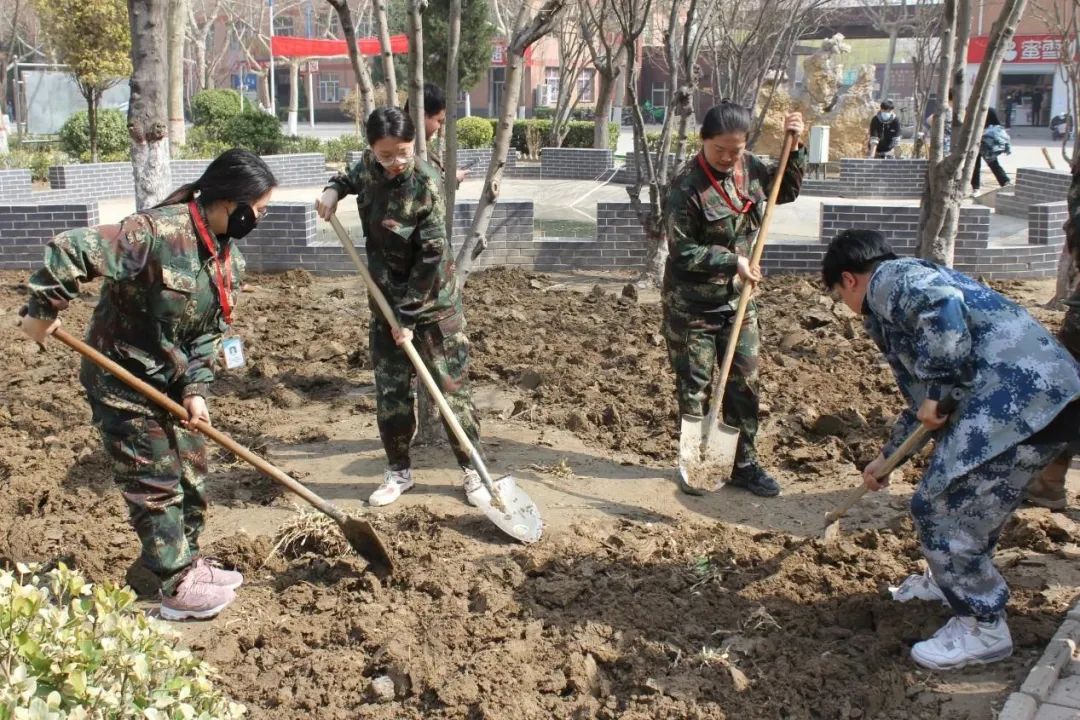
[51, 327, 346, 523]
[707, 131, 798, 428]
[824, 389, 963, 526]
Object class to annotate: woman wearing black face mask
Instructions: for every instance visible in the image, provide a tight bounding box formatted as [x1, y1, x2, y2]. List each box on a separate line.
[16, 148, 276, 621]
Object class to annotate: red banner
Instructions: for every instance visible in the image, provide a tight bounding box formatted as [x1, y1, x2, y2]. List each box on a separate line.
[270, 34, 408, 59]
[967, 34, 1072, 64]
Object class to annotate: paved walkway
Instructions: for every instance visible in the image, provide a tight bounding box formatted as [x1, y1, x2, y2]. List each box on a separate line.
[1000, 600, 1080, 720]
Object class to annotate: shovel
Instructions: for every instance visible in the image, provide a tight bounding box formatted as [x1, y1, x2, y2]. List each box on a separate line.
[823, 389, 963, 540]
[327, 214, 543, 545]
[678, 131, 798, 494]
[50, 327, 395, 578]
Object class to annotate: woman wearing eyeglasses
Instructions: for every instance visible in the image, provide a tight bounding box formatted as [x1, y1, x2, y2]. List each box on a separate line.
[664, 102, 805, 497]
[16, 148, 277, 620]
[316, 106, 485, 508]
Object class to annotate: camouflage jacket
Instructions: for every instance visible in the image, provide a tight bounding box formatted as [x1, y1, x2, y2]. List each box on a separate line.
[864, 258, 1080, 494]
[25, 203, 243, 403]
[326, 150, 460, 328]
[663, 147, 807, 311]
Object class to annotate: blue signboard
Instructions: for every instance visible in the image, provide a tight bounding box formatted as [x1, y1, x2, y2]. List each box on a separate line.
[232, 74, 258, 91]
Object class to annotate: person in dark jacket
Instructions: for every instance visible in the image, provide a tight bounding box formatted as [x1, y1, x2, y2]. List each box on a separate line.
[972, 108, 1011, 192]
[869, 101, 902, 158]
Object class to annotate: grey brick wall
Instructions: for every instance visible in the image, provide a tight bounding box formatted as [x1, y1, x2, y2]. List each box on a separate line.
[996, 167, 1072, 218]
[0, 169, 33, 200]
[48, 162, 133, 200]
[0, 202, 100, 270]
[173, 153, 330, 188]
[801, 159, 928, 198]
[820, 203, 989, 252]
[540, 148, 615, 180]
[1029, 201, 1069, 246]
[344, 148, 514, 173]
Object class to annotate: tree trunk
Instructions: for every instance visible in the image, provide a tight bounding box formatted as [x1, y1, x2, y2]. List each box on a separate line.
[407, 0, 427, 160]
[288, 60, 299, 135]
[87, 92, 99, 163]
[128, 0, 173, 210]
[1048, 244, 1078, 308]
[192, 38, 207, 93]
[445, 0, 461, 240]
[880, 26, 899, 100]
[593, 68, 617, 149]
[375, 0, 397, 105]
[328, 0, 376, 120]
[917, 0, 1028, 264]
[167, 0, 187, 152]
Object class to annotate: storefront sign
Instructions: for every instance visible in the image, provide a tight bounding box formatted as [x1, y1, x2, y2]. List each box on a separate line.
[968, 34, 1075, 64]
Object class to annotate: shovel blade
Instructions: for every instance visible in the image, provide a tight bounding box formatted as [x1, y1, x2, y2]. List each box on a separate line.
[677, 414, 739, 494]
[339, 516, 395, 579]
[472, 474, 543, 544]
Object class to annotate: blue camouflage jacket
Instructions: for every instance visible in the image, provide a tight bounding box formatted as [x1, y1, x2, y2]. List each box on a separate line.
[863, 258, 1080, 494]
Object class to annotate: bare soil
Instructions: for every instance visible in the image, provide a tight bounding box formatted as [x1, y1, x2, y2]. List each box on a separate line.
[1, 267, 1078, 719]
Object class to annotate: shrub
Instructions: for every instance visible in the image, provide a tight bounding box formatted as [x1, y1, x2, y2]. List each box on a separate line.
[0, 563, 245, 719]
[324, 133, 365, 164]
[58, 109, 129, 159]
[495, 119, 619, 154]
[278, 135, 324, 155]
[532, 106, 553, 120]
[219, 111, 283, 155]
[646, 131, 703, 156]
[456, 117, 494, 149]
[1, 139, 73, 182]
[191, 89, 243, 135]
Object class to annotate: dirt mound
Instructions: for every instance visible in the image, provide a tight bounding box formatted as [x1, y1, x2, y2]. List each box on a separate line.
[191, 509, 1060, 720]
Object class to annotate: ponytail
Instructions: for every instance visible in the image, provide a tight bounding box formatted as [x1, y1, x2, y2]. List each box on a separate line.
[154, 182, 199, 209]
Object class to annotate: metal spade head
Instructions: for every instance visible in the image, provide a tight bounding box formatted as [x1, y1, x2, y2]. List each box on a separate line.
[339, 516, 395, 579]
[471, 474, 543, 544]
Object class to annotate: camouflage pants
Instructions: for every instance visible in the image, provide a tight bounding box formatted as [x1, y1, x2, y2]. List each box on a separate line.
[91, 401, 207, 594]
[663, 302, 761, 464]
[912, 440, 1066, 619]
[370, 313, 481, 470]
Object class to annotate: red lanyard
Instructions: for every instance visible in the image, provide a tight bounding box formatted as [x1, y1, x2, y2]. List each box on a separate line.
[188, 201, 234, 324]
[697, 153, 752, 214]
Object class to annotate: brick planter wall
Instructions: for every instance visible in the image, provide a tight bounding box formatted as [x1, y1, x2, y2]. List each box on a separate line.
[0, 202, 100, 270]
[996, 167, 1072, 218]
[172, 153, 329, 187]
[0, 169, 33, 200]
[540, 148, 615, 180]
[48, 162, 133, 200]
[344, 148, 514, 174]
[801, 159, 928, 198]
[1029, 201, 1069, 246]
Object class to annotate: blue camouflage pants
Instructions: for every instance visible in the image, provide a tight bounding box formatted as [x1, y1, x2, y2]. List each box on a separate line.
[911, 440, 1067, 619]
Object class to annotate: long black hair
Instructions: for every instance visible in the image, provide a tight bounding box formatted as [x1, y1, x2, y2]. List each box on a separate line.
[701, 101, 753, 140]
[366, 106, 415, 146]
[156, 148, 278, 208]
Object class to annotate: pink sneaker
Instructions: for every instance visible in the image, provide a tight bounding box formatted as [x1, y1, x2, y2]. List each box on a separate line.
[160, 568, 236, 621]
[190, 557, 244, 590]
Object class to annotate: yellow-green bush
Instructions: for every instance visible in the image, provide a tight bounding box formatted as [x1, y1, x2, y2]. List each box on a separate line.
[0, 563, 245, 720]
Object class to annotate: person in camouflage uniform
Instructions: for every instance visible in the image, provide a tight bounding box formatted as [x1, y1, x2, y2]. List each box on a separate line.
[1026, 158, 1080, 508]
[664, 101, 806, 497]
[822, 229, 1080, 671]
[404, 83, 469, 185]
[17, 149, 278, 621]
[317, 106, 484, 508]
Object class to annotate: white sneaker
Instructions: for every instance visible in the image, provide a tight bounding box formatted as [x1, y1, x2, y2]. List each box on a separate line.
[462, 468, 488, 507]
[889, 570, 949, 605]
[369, 468, 414, 507]
[911, 615, 1013, 670]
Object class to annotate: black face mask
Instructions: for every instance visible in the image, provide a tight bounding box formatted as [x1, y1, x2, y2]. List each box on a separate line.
[225, 202, 258, 240]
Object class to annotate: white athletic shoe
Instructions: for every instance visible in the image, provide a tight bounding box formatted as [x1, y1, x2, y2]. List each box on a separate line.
[369, 468, 414, 507]
[462, 468, 488, 508]
[889, 569, 949, 605]
[910, 615, 1013, 670]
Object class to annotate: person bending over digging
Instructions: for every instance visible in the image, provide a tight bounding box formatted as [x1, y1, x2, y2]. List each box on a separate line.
[16, 149, 278, 621]
[822, 228, 1080, 670]
[316, 106, 485, 508]
[664, 101, 806, 497]
[404, 82, 469, 186]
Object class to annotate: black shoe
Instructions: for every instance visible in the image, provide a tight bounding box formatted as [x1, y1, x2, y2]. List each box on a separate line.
[729, 463, 781, 497]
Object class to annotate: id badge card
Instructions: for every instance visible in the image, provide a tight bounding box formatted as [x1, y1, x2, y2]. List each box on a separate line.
[222, 336, 246, 369]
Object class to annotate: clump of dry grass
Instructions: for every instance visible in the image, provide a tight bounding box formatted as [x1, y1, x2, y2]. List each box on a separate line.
[270, 511, 350, 561]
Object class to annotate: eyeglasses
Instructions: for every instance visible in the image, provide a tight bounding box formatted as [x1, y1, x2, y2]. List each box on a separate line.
[374, 150, 414, 167]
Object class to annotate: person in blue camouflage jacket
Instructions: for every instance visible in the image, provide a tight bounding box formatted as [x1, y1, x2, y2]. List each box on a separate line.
[663, 101, 806, 496]
[316, 106, 485, 508]
[17, 149, 278, 621]
[823, 229, 1080, 671]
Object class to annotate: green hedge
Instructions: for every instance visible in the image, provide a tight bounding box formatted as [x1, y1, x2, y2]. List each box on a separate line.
[58, 109, 129, 160]
[456, 117, 494, 149]
[488, 119, 619, 153]
[218, 112, 283, 155]
[191, 89, 244, 135]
